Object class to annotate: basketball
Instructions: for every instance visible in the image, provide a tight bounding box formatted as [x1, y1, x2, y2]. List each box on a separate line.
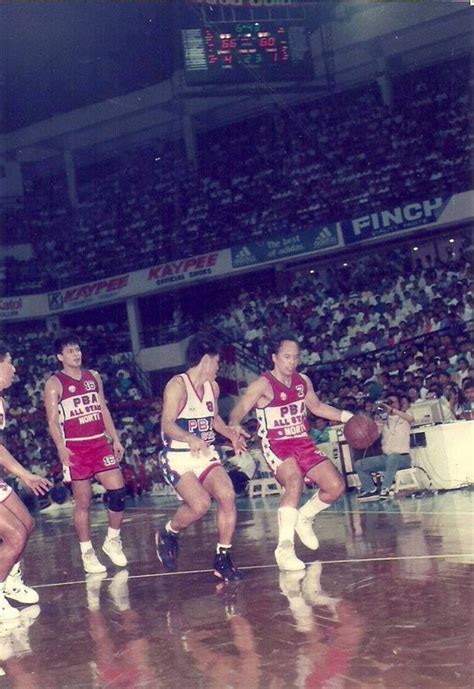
[344, 414, 379, 449]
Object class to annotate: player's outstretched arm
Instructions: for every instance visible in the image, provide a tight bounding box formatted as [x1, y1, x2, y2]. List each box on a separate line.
[229, 377, 269, 428]
[301, 374, 353, 423]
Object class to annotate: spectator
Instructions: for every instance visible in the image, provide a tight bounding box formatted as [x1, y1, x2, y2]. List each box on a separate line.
[355, 394, 414, 501]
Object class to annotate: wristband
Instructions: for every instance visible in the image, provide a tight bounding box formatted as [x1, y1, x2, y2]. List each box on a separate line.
[340, 411, 353, 423]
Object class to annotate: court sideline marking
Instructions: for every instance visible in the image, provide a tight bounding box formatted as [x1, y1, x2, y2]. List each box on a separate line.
[32, 551, 474, 590]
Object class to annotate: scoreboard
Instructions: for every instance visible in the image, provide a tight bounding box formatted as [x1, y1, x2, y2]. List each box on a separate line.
[182, 22, 313, 85]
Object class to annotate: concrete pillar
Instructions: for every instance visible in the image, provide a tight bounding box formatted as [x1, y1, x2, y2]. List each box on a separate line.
[64, 149, 78, 207]
[126, 297, 143, 355]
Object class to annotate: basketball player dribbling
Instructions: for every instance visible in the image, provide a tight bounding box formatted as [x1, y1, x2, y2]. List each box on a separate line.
[44, 334, 128, 574]
[0, 342, 51, 621]
[230, 334, 353, 571]
[156, 334, 248, 581]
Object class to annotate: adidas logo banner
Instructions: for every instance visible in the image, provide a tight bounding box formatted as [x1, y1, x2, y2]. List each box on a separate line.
[231, 224, 338, 268]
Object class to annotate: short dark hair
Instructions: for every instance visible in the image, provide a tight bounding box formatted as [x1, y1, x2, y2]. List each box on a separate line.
[463, 378, 474, 391]
[269, 332, 299, 357]
[54, 333, 81, 356]
[0, 342, 10, 362]
[385, 393, 399, 403]
[185, 334, 222, 368]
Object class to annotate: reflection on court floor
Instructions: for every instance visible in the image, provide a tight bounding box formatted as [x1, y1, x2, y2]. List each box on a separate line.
[0, 490, 472, 689]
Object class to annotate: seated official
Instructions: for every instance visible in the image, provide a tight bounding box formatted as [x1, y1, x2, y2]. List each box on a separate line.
[461, 378, 474, 420]
[355, 394, 414, 501]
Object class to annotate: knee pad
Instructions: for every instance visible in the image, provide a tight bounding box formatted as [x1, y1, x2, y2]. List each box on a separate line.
[106, 487, 126, 512]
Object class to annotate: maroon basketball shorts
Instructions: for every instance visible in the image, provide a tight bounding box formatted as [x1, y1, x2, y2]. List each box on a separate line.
[64, 437, 119, 481]
[261, 436, 329, 478]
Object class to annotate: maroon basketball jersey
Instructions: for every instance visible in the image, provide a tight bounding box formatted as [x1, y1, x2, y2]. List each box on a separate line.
[256, 371, 308, 442]
[55, 369, 106, 441]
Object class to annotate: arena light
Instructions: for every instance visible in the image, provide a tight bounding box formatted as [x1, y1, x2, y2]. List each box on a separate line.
[412, 246, 419, 252]
[309, 269, 315, 274]
[342, 262, 348, 267]
[448, 238, 455, 243]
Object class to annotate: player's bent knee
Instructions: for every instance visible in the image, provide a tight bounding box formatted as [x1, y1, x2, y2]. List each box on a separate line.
[330, 479, 345, 501]
[4, 524, 27, 555]
[193, 496, 212, 517]
[216, 488, 236, 508]
[106, 487, 126, 512]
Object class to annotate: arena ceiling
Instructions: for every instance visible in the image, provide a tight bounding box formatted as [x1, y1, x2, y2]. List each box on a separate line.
[0, 2, 472, 148]
[0, 0, 339, 135]
[0, 1, 177, 134]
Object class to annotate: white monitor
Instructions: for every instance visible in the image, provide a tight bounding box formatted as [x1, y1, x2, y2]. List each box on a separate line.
[410, 400, 445, 427]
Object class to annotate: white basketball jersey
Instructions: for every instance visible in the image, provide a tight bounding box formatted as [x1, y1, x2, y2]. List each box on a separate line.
[162, 373, 216, 451]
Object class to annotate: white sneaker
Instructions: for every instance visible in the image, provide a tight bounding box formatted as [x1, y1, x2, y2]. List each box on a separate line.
[81, 549, 107, 574]
[274, 541, 305, 571]
[102, 536, 128, 567]
[4, 567, 39, 605]
[0, 592, 20, 621]
[295, 514, 319, 550]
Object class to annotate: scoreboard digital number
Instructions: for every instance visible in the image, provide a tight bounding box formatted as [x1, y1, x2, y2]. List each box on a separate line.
[182, 22, 313, 85]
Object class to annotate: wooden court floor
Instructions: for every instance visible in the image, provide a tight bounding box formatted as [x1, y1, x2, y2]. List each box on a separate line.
[0, 489, 472, 689]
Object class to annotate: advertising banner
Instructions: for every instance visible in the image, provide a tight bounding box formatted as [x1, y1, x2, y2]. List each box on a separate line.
[231, 224, 339, 268]
[47, 275, 131, 313]
[342, 197, 455, 244]
[1, 190, 471, 322]
[145, 251, 230, 290]
[0, 294, 48, 321]
[1, 250, 232, 321]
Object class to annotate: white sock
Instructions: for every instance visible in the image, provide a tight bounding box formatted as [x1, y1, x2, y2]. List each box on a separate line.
[278, 506, 298, 545]
[80, 541, 93, 554]
[217, 543, 231, 553]
[298, 491, 331, 520]
[166, 520, 179, 535]
[106, 527, 121, 540]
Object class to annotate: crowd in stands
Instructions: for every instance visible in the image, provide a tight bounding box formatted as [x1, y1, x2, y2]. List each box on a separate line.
[210, 248, 473, 419]
[1, 57, 470, 295]
[212, 248, 472, 358]
[1, 243, 472, 512]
